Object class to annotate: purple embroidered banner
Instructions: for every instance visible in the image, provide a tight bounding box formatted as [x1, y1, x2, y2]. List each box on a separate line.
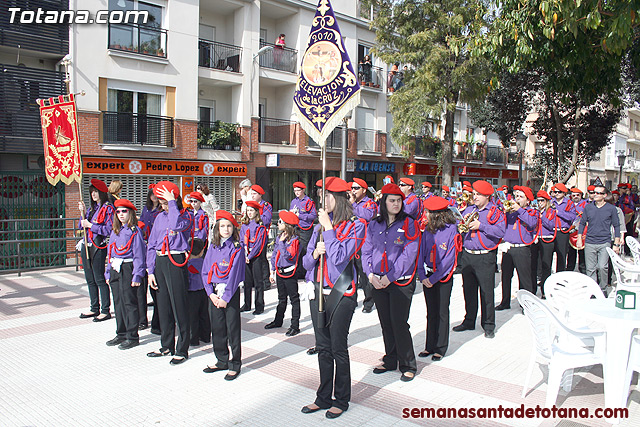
[293, 0, 361, 146]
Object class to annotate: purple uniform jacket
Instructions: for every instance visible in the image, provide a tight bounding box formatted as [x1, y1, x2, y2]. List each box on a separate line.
[302, 217, 367, 295]
[418, 223, 460, 284]
[461, 202, 506, 250]
[445, 196, 455, 206]
[187, 257, 205, 292]
[240, 221, 267, 260]
[539, 208, 559, 239]
[503, 207, 539, 244]
[403, 194, 420, 219]
[618, 194, 635, 215]
[193, 208, 209, 242]
[81, 203, 114, 245]
[139, 206, 161, 240]
[271, 235, 300, 270]
[290, 195, 317, 230]
[259, 200, 273, 227]
[574, 200, 587, 215]
[105, 225, 146, 283]
[552, 197, 577, 229]
[361, 217, 420, 283]
[146, 201, 194, 274]
[352, 196, 378, 222]
[201, 238, 246, 303]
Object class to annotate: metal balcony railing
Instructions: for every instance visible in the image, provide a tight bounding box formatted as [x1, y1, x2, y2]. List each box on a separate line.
[486, 146, 505, 164]
[102, 112, 174, 147]
[258, 41, 297, 73]
[199, 39, 242, 73]
[108, 23, 167, 58]
[258, 117, 295, 144]
[414, 136, 440, 158]
[359, 65, 383, 89]
[508, 151, 520, 164]
[0, 0, 68, 55]
[386, 136, 402, 154]
[357, 128, 378, 152]
[308, 127, 345, 150]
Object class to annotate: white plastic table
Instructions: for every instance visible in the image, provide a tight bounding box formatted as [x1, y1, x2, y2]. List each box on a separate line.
[567, 298, 640, 414]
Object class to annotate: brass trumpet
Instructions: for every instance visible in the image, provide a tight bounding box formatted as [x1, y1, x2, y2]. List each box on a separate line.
[456, 192, 471, 211]
[457, 210, 479, 233]
[503, 199, 521, 213]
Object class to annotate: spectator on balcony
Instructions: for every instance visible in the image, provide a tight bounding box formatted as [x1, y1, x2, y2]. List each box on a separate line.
[275, 33, 286, 66]
[361, 55, 372, 84]
[387, 64, 404, 93]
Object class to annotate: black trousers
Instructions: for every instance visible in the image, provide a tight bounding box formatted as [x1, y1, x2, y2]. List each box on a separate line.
[372, 282, 416, 373]
[355, 256, 374, 310]
[155, 255, 190, 358]
[150, 286, 160, 330]
[296, 227, 313, 280]
[138, 274, 148, 325]
[109, 262, 139, 341]
[81, 246, 110, 314]
[499, 245, 533, 306]
[566, 246, 586, 274]
[243, 256, 265, 312]
[310, 292, 357, 411]
[460, 250, 497, 332]
[261, 238, 270, 289]
[274, 274, 300, 328]
[423, 278, 453, 356]
[553, 232, 569, 272]
[188, 289, 211, 344]
[538, 239, 555, 295]
[209, 289, 241, 372]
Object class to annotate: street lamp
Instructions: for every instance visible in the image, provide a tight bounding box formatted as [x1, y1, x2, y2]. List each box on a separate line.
[617, 151, 627, 185]
[516, 133, 527, 186]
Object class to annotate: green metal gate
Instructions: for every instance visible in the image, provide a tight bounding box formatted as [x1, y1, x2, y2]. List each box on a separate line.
[0, 171, 66, 271]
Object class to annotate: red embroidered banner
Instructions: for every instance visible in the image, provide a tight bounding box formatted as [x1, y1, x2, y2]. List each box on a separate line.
[38, 94, 82, 186]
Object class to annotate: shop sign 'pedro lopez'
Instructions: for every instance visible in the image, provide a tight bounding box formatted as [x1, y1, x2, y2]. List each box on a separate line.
[293, 0, 361, 145]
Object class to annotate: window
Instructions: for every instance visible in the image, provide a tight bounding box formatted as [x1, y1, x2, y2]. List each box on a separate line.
[108, 0, 166, 57]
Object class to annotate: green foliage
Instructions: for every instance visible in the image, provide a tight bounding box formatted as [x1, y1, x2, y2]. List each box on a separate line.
[197, 121, 241, 149]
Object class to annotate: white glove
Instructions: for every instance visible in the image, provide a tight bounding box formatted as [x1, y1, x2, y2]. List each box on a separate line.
[111, 258, 124, 273]
[75, 239, 84, 251]
[216, 283, 227, 298]
[300, 281, 316, 301]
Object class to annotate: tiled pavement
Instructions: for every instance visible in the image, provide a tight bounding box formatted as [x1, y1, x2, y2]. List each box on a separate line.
[1, 267, 639, 426]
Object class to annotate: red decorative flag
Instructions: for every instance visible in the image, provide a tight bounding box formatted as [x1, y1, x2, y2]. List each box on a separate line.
[38, 94, 82, 186]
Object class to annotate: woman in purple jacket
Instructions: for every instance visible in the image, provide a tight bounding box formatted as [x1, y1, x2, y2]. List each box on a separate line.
[239, 201, 268, 314]
[201, 210, 246, 381]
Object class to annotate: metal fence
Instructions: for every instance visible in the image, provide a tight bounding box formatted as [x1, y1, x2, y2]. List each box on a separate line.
[308, 126, 345, 150]
[258, 41, 297, 74]
[198, 39, 242, 72]
[102, 111, 174, 147]
[0, 0, 68, 55]
[486, 146, 505, 164]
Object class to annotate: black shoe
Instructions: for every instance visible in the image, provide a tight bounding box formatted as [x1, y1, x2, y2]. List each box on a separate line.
[147, 348, 172, 357]
[93, 313, 112, 322]
[224, 370, 240, 381]
[79, 312, 99, 319]
[150, 328, 161, 335]
[203, 365, 225, 373]
[326, 408, 345, 419]
[400, 372, 416, 382]
[286, 327, 300, 337]
[190, 339, 200, 347]
[431, 354, 443, 361]
[484, 330, 495, 339]
[106, 336, 126, 346]
[301, 405, 324, 414]
[264, 321, 282, 330]
[118, 340, 139, 350]
[495, 303, 510, 311]
[362, 306, 373, 313]
[138, 322, 148, 330]
[170, 356, 187, 365]
[418, 351, 432, 358]
[373, 366, 395, 374]
[240, 305, 251, 312]
[201, 336, 211, 343]
[252, 309, 264, 315]
[307, 347, 318, 355]
[452, 323, 474, 332]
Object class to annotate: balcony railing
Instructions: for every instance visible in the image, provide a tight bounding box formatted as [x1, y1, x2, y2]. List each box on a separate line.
[386, 136, 402, 154]
[486, 146, 505, 164]
[258, 117, 295, 144]
[102, 112, 174, 147]
[357, 128, 378, 152]
[0, 64, 66, 154]
[0, 0, 68, 55]
[199, 40, 242, 73]
[258, 41, 297, 73]
[508, 151, 520, 164]
[415, 136, 440, 158]
[108, 23, 167, 58]
[308, 127, 345, 150]
[198, 121, 241, 150]
[359, 66, 383, 89]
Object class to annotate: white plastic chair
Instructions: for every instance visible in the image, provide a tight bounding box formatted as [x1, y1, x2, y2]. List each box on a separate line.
[607, 247, 640, 292]
[625, 236, 640, 265]
[624, 335, 640, 404]
[517, 290, 606, 408]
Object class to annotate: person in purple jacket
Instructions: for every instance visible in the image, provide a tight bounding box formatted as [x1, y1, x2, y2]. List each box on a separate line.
[453, 180, 506, 339]
[418, 196, 462, 361]
[249, 184, 273, 290]
[201, 210, 246, 381]
[78, 178, 114, 322]
[138, 184, 162, 332]
[399, 177, 420, 219]
[186, 238, 211, 347]
[239, 201, 268, 314]
[531, 190, 558, 298]
[550, 183, 577, 272]
[496, 186, 539, 310]
[266, 210, 301, 336]
[361, 183, 420, 381]
[290, 181, 317, 280]
[104, 199, 146, 350]
[146, 182, 194, 365]
[301, 177, 366, 419]
[188, 191, 209, 244]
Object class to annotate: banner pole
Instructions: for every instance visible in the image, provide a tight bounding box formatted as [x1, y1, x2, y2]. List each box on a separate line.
[317, 140, 327, 328]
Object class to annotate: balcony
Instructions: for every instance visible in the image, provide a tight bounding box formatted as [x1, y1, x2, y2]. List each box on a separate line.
[108, 23, 167, 58]
[258, 41, 297, 74]
[386, 136, 403, 155]
[0, 0, 68, 56]
[198, 121, 241, 151]
[486, 146, 505, 164]
[102, 112, 174, 148]
[359, 66, 383, 90]
[308, 127, 345, 150]
[508, 151, 520, 164]
[258, 117, 295, 144]
[199, 40, 242, 73]
[357, 128, 379, 152]
[0, 64, 66, 154]
[414, 136, 440, 158]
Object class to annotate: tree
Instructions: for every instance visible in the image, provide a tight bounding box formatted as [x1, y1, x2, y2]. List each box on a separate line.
[480, 0, 639, 183]
[363, 0, 492, 186]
